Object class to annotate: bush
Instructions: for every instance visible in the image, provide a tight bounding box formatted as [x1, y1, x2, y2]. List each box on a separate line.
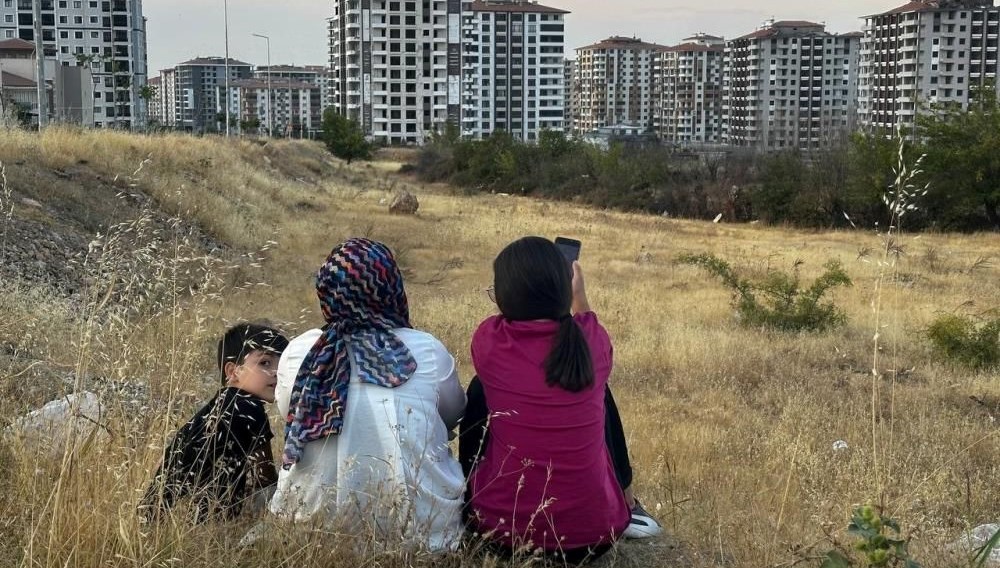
[678, 253, 852, 332]
[926, 312, 1000, 370]
[320, 109, 371, 164]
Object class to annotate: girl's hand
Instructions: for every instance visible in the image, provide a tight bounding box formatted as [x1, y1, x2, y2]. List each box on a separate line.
[571, 261, 591, 315]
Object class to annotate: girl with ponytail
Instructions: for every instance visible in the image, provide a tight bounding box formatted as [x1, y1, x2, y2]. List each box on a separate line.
[461, 237, 658, 564]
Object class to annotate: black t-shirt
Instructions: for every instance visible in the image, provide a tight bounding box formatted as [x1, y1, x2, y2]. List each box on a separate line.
[141, 387, 278, 522]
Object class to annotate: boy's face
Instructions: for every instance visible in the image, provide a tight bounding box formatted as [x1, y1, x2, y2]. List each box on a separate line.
[225, 350, 280, 402]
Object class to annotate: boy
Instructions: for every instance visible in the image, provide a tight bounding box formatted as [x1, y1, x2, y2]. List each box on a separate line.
[140, 322, 289, 522]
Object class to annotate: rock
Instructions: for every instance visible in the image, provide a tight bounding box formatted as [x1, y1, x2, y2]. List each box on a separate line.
[950, 524, 1000, 565]
[388, 190, 419, 215]
[20, 197, 42, 208]
[5, 392, 109, 456]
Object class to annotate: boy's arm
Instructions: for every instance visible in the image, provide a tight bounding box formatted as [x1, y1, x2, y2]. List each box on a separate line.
[210, 395, 274, 512]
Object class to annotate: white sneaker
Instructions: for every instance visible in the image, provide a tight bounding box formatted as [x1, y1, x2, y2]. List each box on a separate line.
[623, 500, 663, 539]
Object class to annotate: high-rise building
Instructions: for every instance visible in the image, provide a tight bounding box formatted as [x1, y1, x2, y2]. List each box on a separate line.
[327, 0, 467, 144]
[563, 57, 574, 133]
[158, 66, 175, 127]
[572, 36, 664, 135]
[146, 73, 159, 123]
[858, 0, 1000, 137]
[723, 20, 860, 151]
[460, 0, 568, 141]
[0, 0, 148, 129]
[652, 34, 725, 145]
[170, 56, 252, 133]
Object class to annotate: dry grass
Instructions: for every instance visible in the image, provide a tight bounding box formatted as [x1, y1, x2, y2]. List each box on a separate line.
[1, 128, 998, 567]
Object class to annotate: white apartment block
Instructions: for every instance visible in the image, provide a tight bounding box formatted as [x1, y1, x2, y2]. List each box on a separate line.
[0, 0, 147, 129]
[460, 0, 567, 141]
[146, 73, 158, 122]
[328, 0, 467, 144]
[573, 36, 663, 135]
[652, 34, 725, 145]
[254, 64, 328, 127]
[859, 0, 1000, 137]
[158, 66, 175, 127]
[563, 57, 574, 132]
[723, 20, 860, 152]
[169, 57, 252, 133]
[218, 79, 320, 138]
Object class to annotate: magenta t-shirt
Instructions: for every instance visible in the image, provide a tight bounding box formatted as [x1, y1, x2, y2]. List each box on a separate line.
[468, 312, 630, 552]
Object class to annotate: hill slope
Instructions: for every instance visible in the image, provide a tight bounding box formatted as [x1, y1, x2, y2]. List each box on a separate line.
[1, 129, 999, 567]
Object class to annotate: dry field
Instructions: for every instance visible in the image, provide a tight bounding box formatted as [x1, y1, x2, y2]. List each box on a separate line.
[0, 128, 998, 568]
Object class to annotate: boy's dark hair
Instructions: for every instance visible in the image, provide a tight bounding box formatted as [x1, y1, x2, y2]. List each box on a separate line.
[217, 322, 289, 384]
[493, 236, 594, 393]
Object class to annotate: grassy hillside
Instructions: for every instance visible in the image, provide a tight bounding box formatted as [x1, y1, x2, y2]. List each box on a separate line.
[0, 128, 998, 567]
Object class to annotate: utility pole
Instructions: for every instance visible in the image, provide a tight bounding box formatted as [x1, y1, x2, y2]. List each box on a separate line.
[223, 0, 231, 136]
[32, 0, 47, 130]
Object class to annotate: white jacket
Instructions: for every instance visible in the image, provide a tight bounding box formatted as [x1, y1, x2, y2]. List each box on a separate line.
[268, 328, 466, 552]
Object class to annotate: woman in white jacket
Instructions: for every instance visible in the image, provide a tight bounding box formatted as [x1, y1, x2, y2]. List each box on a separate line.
[268, 238, 466, 552]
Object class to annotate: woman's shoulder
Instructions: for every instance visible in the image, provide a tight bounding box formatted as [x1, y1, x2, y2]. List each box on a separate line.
[393, 328, 453, 357]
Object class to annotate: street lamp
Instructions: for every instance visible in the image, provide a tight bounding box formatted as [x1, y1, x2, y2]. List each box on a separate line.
[252, 33, 271, 137]
[223, 0, 231, 136]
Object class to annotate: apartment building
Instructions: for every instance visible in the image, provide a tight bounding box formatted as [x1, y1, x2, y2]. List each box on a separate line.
[0, 0, 147, 129]
[158, 66, 174, 127]
[859, 0, 1000, 137]
[327, 0, 467, 144]
[218, 78, 320, 137]
[460, 0, 567, 141]
[146, 72, 158, 122]
[723, 20, 860, 151]
[254, 64, 328, 125]
[169, 56, 251, 133]
[562, 57, 575, 133]
[573, 36, 663, 135]
[652, 34, 725, 145]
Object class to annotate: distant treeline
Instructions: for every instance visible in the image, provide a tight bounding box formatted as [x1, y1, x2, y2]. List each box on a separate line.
[408, 88, 1000, 232]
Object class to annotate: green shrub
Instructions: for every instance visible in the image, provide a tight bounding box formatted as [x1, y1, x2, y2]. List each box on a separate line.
[822, 504, 921, 568]
[926, 313, 1000, 370]
[677, 253, 852, 332]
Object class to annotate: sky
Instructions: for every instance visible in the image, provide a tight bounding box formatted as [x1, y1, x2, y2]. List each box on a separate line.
[145, 0, 903, 74]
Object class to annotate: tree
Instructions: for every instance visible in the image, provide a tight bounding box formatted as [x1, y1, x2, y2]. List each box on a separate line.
[320, 108, 371, 164]
[138, 83, 157, 130]
[918, 85, 1000, 229]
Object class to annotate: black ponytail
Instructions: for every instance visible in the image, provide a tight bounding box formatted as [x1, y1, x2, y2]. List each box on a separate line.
[544, 317, 595, 392]
[493, 237, 596, 393]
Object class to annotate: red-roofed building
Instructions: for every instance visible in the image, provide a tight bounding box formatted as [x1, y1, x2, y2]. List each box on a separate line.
[652, 34, 726, 145]
[572, 36, 668, 134]
[0, 0, 147, 129]
[858, 0, 1000, 137]
[723, 20, 861, 151]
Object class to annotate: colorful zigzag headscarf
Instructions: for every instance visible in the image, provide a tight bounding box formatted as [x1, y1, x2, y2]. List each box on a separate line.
[282, 238, 417, 468]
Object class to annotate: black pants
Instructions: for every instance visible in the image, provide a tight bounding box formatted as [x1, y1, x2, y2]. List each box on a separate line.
[457, 376, 634, 504]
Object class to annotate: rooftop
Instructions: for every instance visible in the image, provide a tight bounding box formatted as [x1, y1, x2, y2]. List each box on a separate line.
[0, 38, 35, 52]
[177, 56, 252, 67]
[1, 70, 37, 88]
[734, 20, 827, 41]
[469, 0, 569, 13]
[577, 36, 667, 52]
[868, 0, 993, 17]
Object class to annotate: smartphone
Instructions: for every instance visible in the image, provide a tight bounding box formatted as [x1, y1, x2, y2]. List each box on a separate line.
[554, 237, 581, 263]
